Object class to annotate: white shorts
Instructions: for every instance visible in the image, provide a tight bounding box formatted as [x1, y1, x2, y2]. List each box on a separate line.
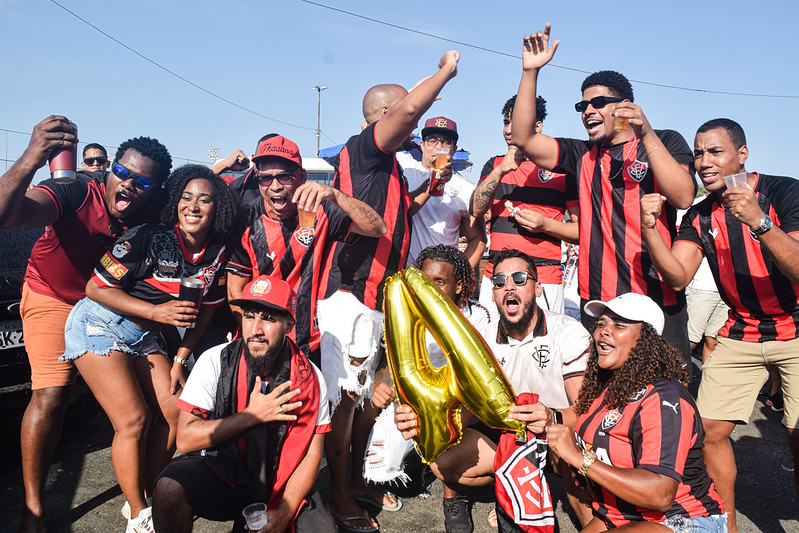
[317, 290, 384, 411]
[478, 275, 564, 320]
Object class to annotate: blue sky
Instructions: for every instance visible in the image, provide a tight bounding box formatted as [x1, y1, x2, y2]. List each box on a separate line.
[2, 0, 798, 184]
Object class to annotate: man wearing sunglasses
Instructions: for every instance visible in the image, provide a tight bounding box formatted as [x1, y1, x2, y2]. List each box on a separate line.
[510, 24, 696, 367]
[80, 142, 110, 172]
[226, 135, 386, 364]
[0, 115, 172, 533]
[396, 116, 486, 268]
[395, 248, 592, 531]
[471, 94, 578, 317]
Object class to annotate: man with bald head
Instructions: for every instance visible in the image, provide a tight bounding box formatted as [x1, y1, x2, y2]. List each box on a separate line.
[317, 51, 459, 531]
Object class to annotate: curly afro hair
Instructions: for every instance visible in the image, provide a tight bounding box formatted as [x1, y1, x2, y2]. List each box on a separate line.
[502, 95, 548, 123]
[412, 244, 476, 308]
[574, 323, 688, 415]
[115, 136, 172, 182]
[580, 70, 634, 102]
[160, 164, 239, 244]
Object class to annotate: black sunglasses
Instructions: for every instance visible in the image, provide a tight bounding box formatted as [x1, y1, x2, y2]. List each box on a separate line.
[257, 172, 297, 186]
[83, 157, 108, 165]
[112, 162, 155, 190]
[574, 96, 624, 113]
[491, 271, 536, 289]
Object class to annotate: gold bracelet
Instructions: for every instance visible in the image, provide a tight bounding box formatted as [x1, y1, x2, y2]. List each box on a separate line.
[578, 449, 597, 476]
[173, 356, 189, 368]
[646, 142, 662, 156]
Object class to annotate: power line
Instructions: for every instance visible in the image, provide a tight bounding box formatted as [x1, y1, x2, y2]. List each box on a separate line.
[48, 0, 339, 140]
[0, 128, 209, 166]
[301, 0, 799, 100]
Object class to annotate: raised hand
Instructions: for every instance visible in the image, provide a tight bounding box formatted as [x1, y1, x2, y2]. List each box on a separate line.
[522, 23, 560, 72]
[439, 50, 460, 79]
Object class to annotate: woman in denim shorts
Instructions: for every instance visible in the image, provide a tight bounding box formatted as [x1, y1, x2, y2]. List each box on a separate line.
[61, 165, 238, 532]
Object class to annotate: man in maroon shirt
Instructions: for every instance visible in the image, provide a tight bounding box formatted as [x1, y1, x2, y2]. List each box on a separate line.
[0, 115, 172, 533]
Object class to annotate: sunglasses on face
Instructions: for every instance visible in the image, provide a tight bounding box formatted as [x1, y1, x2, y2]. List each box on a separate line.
[257, 172, 297, 186]
[83, 157, 108, 165]
[424, 136, 454, 148]
[112, 162, 155, 190]
[491, 271, 535, 289]
[574, 95, 624, 113]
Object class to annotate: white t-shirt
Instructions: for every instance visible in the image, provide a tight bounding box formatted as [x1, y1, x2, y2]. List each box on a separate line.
[396, 152, 476, 265]
[178, 342, 331, 429]
[479, 309, 590, 409]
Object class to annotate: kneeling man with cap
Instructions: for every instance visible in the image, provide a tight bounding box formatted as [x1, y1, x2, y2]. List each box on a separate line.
[152, 276, 335, 533]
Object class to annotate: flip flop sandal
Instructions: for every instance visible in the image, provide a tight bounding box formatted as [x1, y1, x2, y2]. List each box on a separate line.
[353, 491, 403, 512]
[330, 509, 380, 533]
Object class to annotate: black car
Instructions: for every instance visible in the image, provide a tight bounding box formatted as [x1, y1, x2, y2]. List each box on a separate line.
[0, 228, 98, 434]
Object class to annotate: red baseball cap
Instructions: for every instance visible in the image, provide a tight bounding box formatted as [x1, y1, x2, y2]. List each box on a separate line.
[229, 275, 297, 318]
[252, 135, 302, 168]
[421, 116, 458, 143]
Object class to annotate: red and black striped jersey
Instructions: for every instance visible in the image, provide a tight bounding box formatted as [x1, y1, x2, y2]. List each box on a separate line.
[480, 157, 575, 284]
[575, 378, 724, 528]
[677, 173, 799, 342]
[554, 131, 695, 306]
[321, 122, 412, 310]
[91, 223, 227, 308]
[227, 199, 354, 358]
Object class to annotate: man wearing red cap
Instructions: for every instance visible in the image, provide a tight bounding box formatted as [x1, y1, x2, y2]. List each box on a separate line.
[317, 51, 460, 532]
[397, 116, 486, 268]
[152, 275, 336, 533]
[225, 134, 386, 363]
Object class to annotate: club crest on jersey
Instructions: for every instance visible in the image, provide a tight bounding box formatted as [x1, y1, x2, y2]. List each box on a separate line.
[538, 169, 555, 183]
[601, 409, 623, 430]
[294, 227, 315, 247]
[495, 436, 554, 526]
[112, 241, 132, 258]
[532, 344, 551, 369]
[202, 264, 219, 286]
[626, 160, 648, 182]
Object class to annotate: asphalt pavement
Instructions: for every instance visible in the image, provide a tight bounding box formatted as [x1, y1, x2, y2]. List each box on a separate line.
[1, 361, 797, 532]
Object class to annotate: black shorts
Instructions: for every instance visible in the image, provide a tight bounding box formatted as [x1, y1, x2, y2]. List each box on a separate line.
[157, 455, 336, 531]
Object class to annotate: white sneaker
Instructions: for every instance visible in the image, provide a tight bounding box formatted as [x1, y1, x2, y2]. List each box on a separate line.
[125, 506, 155, 533]
[122, 498, 152, 520]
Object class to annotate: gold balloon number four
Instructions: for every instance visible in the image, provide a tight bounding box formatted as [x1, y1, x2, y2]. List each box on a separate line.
[383, 267, 527, 463]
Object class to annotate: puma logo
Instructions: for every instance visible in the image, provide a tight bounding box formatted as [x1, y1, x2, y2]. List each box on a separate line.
[662, 400, 679, 415]
[709, 228, 719, 239]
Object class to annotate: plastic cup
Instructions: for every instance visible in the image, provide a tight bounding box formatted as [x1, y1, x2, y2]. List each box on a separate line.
[428, 148, 450, 197]
[723, 172, 750, 190]
[613, 116, 629, 131]
[242, 502, 268, 531]
[297, 207, 316, 228]
[179, 278, 204, 328]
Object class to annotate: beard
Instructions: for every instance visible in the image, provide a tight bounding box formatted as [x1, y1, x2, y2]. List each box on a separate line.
[499, 296, 537, 335]
[244, 335, 286, 377]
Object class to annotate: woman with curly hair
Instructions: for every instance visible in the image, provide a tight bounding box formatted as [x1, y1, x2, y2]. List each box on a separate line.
[60, 165, 238, 533]
[547, 293, 727, 532]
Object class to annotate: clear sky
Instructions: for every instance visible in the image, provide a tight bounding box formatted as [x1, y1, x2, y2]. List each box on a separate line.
[2, 0, 798, 184]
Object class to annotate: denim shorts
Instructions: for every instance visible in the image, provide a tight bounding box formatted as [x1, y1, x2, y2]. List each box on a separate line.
[662, 513, 728, 533]
[61, 297, 163, 361]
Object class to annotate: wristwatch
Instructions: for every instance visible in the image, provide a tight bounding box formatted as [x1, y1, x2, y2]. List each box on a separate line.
[749, 215, 773, 237]
[578, 449, 597, 476]
[551, 408, 563, 425]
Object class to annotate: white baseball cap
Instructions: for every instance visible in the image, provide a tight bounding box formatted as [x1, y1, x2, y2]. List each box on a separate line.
[583, 293, 665, 335]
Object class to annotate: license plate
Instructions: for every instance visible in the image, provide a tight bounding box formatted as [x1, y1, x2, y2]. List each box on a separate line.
[0, 320, 24, 351]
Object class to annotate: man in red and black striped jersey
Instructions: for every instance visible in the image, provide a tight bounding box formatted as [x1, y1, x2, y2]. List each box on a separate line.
[0, 116, 172, 533]
[226, 135, 386, 364]
[641, 118, 799, 532]
[318, 51, 460, 532]
[510, 25, 697, 363]
[471, 94, 578, 316]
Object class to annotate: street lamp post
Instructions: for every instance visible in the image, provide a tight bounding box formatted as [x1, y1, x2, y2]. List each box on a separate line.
[311, 85, 327, 157]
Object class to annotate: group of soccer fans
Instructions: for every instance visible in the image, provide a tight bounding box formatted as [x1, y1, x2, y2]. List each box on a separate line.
[3, 23, 797, 533]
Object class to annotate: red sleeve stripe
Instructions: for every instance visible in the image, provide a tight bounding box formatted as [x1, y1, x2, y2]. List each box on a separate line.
[315, 423, 332, 434]
[176, 399, 211, 419]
